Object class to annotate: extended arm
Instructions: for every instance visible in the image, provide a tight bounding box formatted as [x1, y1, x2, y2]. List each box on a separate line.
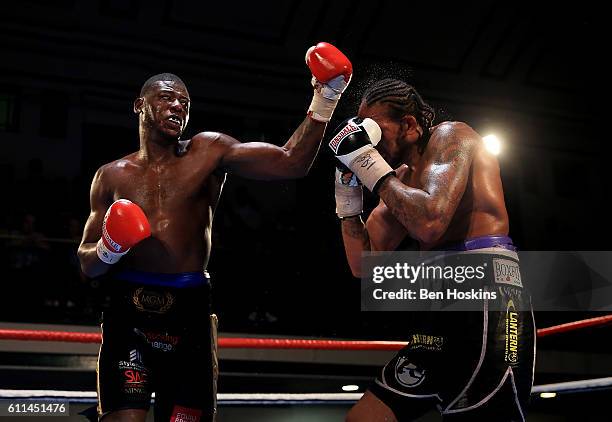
[219, 42, 352, 180]
[217, 118, 326, 180]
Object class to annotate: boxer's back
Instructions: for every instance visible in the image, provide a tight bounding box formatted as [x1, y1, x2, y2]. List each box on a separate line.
[100, 135, 224, 272]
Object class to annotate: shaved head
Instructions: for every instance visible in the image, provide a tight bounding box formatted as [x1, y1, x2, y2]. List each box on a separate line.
[140, 73, 186, 96]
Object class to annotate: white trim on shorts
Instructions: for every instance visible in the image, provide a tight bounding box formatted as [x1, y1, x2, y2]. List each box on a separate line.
[376, 246, 528, 418]
[378, 364, 441, 401]
[374, 378, 442, 401]
[510, 368, 526, 421]
[442, 294, 489, 412]
[442, 366, 524, 422]
[531, 305, 537, 391]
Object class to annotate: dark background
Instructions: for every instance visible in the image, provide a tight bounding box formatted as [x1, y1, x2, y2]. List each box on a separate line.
[1, 3, 611, 419]
[0, 1, 609, 339]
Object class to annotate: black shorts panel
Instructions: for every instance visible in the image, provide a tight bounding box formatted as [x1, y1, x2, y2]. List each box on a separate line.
[371, 283, 535, 421]
[97, 279, 217, 421]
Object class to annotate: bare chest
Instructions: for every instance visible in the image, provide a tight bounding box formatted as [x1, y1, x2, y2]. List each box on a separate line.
[110, 159, 218, 218]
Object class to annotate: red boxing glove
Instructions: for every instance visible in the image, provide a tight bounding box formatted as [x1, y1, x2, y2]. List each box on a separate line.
[306, 42, 352, 84]
[306, 42, 352, 122]
[96, 199, 151, 264]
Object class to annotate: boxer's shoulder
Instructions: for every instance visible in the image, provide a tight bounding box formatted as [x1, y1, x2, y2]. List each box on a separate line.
[191, 131, 243, 160]
[191, 131, 238, 150]
[427, 121, 479, 161]
[191, 131, 222, 143]
[95, 153, 140, 182]
[431, 121, 475, 137]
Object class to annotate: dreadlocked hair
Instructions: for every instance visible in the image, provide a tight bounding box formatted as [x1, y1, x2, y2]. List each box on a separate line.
[362, 78, 435, 153]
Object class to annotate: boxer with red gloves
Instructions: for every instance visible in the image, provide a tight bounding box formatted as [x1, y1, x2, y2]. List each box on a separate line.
[306, 42, 352, 122]
[78, 42, 352, 422]
[96, 199, 151, 265]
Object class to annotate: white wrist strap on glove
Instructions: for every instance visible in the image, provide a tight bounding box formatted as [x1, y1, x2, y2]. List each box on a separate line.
[309, 92, 337, 123]
[335, 169, 363, 218]
[340, 146, 394, 192]
[96, 238, 128, 265]
[308, 75, 349, 123]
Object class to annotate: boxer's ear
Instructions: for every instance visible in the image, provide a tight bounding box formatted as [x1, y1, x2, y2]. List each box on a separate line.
[400, 115, 420, 138]
[134, 97, 144, 114]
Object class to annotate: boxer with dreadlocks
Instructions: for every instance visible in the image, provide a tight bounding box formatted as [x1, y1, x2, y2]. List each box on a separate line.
[328, 79, 535, 421]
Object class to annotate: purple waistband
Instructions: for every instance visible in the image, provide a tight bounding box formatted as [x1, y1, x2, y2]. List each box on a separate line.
[439, 235, 516, 251]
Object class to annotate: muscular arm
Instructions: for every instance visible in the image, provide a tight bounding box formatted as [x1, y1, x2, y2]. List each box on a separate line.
[367, 200, 409, 251]
[217, 117, 326, 180]
[77, 167, 113, 278]
[341, 200, 410, 276]
[340, 164, 412, 276]
[376, 123, 478, 245]
[341, 216, 370, 277]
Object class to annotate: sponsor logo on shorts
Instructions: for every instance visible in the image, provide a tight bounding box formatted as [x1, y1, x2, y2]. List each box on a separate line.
[124, 369, 147, 385]
[134, 329, 181, 352]
[329, 122, 360, 154]
[118, 360, 146, 370]
[395, 356, 426, 388]
[410, 334, 444, 351]
[504, 300, 519, 365]
[493, 258, 522, 288]
[170, 405, 202, 422]
[118, 361, 149, 396]
[132, 288, 175, 314]
[129, 349, 142, 363]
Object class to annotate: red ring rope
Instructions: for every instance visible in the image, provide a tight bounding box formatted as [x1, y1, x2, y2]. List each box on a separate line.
[0, 315, 610, 350]
[535, 314, 612, 338]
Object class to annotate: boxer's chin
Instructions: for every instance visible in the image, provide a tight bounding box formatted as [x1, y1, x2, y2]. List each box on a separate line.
[159, 125, 182, 140]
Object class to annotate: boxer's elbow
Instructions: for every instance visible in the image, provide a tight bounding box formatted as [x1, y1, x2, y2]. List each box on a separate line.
[282, 151, 310, 178]
[76, 247, 86, 271]
[413, 212, 446, 245]
[77, 247, 104, 278]
[78, 256, 96, 279]
[415, 222, 445, 245]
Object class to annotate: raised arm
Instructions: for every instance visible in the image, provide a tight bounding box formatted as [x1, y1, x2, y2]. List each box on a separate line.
[218, 42, 352, 180]
[376, 122, 478, 244]
[217, 118, 326, 180]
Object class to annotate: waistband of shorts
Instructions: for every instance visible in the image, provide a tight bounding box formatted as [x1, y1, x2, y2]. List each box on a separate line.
[114, 270, 210, 288]
[437, 235, 516, 252]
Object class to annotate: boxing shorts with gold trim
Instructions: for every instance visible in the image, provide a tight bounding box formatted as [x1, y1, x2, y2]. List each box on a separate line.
[97, 271, 218, 422]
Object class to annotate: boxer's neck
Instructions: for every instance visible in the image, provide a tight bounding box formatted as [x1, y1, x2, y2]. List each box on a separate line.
[401, 143, 419, 167]
[139, 127, 178, 163]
